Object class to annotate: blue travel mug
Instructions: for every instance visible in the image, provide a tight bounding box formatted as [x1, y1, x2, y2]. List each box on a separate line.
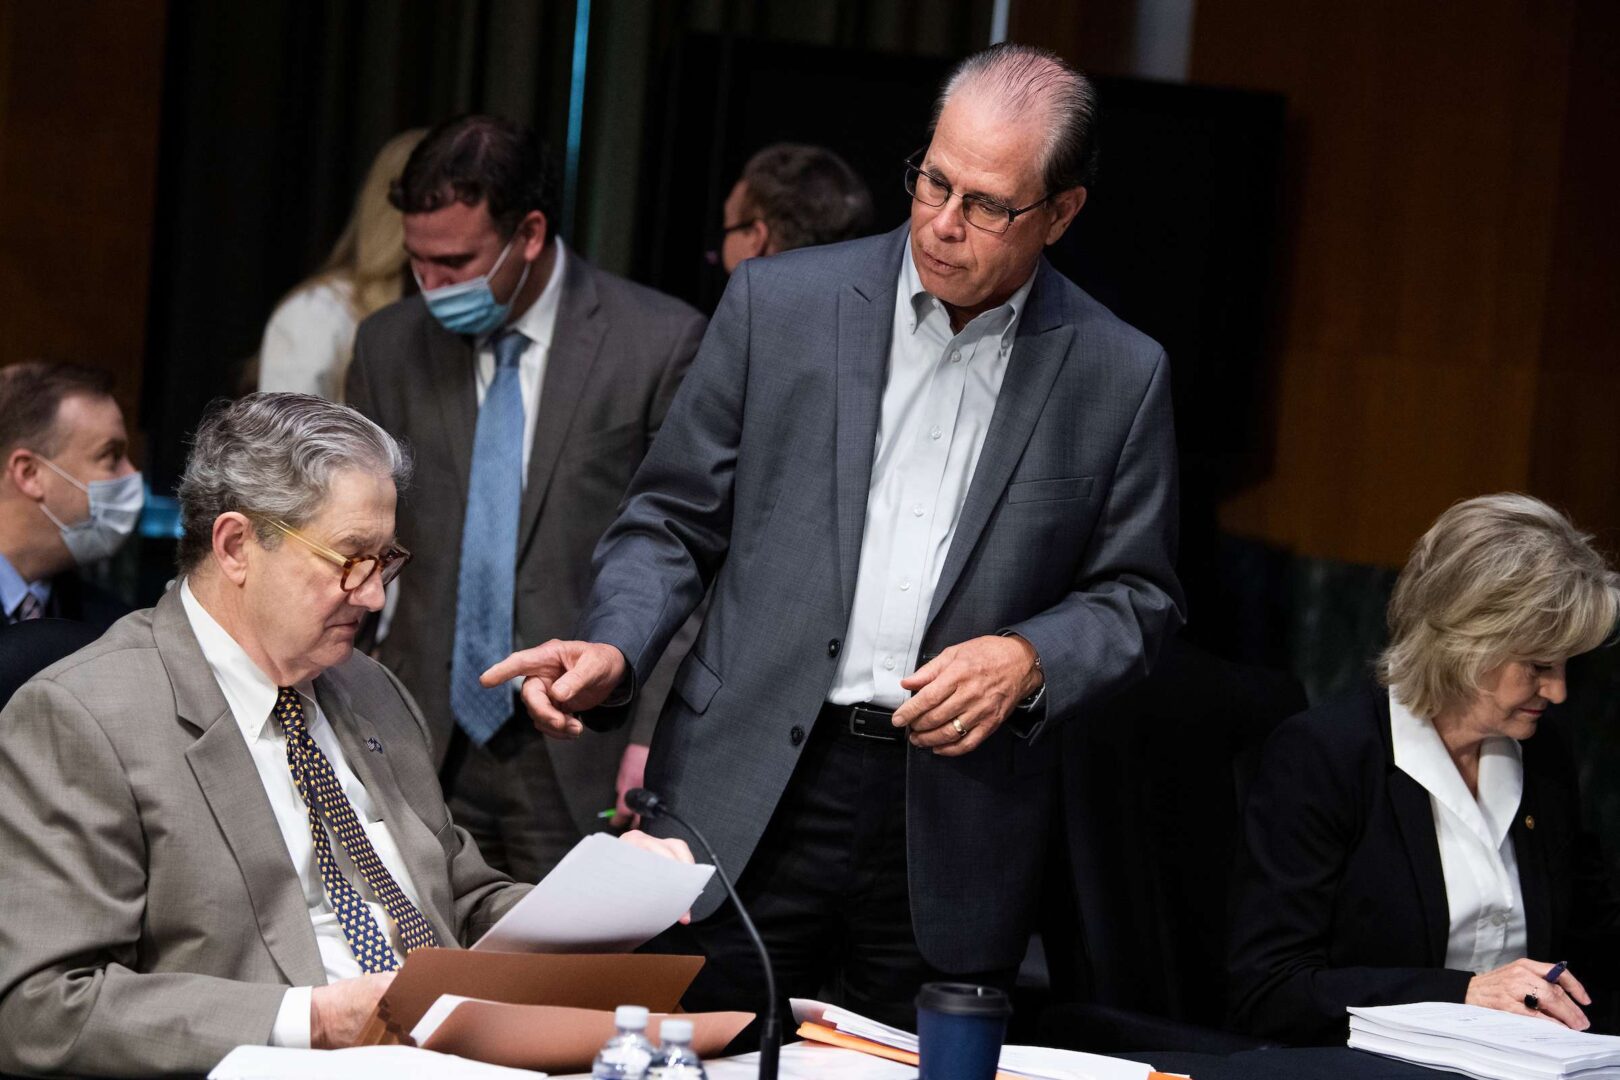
[916, 982, 1012, 1080]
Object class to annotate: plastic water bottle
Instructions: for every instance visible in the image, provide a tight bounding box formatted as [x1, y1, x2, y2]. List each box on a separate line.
[592, 1005, 657, 1080]
[647, 1017, 707, 1079]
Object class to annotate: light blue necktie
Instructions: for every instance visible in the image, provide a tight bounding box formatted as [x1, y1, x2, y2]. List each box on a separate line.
[451, 328, 527, 744]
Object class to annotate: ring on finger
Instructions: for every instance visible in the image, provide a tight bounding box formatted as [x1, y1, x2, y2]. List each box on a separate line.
[951, 717, 967, 738]
[1524, 992, 1541, 1011]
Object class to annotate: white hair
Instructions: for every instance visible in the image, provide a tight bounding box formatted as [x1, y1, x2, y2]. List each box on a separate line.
[177, 392, 411, 572]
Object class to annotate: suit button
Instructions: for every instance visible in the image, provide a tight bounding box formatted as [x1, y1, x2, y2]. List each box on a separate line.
[789, 726, 805, 746]
[827, 638, 841, 658]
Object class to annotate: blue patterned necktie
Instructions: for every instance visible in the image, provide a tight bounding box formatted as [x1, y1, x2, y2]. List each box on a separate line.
[276, 688, 439, 971]
[451, 328, 528, 744]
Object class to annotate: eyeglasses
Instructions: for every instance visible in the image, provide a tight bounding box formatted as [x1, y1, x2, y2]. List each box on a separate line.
[903, 151, 1050, 235]
[704, 218, 763, 266]
[258, 517, 412, 592]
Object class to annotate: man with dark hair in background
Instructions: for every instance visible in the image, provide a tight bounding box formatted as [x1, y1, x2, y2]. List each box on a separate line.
[0, 360, 139, 630]
[715, 143, 874, 274]
[346, 114, 706, 882]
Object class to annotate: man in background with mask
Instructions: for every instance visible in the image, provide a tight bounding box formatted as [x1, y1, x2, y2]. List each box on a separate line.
[0, 360, 139, 630]
[346, 114, 706, 882]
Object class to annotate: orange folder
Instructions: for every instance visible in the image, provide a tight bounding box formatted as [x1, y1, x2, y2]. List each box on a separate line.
[359, 947, 705, 1045]
[420, 1003, 752, 1073]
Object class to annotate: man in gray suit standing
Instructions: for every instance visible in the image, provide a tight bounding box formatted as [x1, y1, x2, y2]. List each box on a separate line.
[488, 44, 1185, 1028]
[347, 116, 706, 881]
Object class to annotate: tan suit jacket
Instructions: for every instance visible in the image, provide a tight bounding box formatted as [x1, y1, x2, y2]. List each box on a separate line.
[0, 589, 527, 1077]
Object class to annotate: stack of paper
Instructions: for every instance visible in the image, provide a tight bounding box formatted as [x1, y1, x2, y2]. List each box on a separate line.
[790, 999, 1166, 1080]
[1348, 1002, 1620, 1079]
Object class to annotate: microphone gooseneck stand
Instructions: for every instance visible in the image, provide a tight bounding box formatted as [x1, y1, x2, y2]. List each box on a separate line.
[624, 787, 780, 1080]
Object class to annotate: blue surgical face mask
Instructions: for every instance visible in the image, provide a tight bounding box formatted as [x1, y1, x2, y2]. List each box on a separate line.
[36, 457, 145, 565]
[417, 233, 533, 336]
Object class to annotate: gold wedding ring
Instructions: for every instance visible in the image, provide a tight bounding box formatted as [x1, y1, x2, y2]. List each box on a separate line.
[951, 718, 966, 738]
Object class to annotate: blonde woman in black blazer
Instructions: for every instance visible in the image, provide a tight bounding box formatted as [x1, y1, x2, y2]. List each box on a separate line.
[1229, 494, 1620, 1045]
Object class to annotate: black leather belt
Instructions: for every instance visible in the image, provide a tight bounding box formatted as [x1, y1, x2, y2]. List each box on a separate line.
[818, 702, 905, 743]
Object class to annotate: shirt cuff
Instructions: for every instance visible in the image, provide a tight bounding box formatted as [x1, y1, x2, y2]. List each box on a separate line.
[271, 986, 314, 1048]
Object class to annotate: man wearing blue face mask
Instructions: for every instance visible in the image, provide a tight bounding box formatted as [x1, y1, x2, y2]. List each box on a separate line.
[346, 115, 706, 882]
[0, 361, 139, 631]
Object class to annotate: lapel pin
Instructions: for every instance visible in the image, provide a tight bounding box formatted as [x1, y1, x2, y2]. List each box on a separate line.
[1524, 814, 1536, 830]
[366, 737, 384, 754]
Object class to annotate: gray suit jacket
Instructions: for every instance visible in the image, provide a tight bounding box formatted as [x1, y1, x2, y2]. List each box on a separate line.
[347, 254, 706, 836]
[0, 590, 526, 1077]
[583, 225, 1185, 972]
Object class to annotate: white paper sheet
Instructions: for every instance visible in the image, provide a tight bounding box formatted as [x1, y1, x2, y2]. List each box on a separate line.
[789, 998, 1154, 1080]
[1348, 1002, 1620, 1080]
[210, 1044, 543, 1080]
[472, 833, 715, 953]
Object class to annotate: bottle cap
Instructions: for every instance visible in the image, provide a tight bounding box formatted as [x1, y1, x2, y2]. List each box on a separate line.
[615, 1004, 650, 1029]
[660, 1018, 694, 1042]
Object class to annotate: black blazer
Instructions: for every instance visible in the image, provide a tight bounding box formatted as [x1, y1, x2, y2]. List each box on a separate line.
[42, 570, 129, 633]
[1228, 682, 1620, 1045]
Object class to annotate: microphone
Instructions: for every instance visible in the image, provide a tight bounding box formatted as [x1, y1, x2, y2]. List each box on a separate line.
[625, 787, 779, 1080]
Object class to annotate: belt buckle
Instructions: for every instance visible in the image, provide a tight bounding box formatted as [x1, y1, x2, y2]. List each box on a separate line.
[847, 705, 897, 741]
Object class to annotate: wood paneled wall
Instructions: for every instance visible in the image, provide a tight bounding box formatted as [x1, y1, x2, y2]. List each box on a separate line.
[1013, 0, 1616, 566]
[0, 1, 167, 436]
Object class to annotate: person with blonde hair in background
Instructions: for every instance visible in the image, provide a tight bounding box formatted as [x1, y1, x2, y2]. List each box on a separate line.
[258, 128, 427, 400]
[1230, 493, 1620, 1044]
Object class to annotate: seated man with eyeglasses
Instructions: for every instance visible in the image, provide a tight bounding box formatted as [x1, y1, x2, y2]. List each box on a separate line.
[0, 393, 693, 1078]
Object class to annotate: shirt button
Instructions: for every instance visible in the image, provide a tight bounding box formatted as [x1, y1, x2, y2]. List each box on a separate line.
[950, 351, 961, 363]
[899, 580, 911, 592]
[930, 426, 942, 440]
[789, 726, 805, 746]
[884, 656, 897, 671]
[912, 505, 925, 517]
[827, 638, 841, 658]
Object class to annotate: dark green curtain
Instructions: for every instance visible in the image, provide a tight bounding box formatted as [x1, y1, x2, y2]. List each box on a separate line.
[140, 0, 991, 490]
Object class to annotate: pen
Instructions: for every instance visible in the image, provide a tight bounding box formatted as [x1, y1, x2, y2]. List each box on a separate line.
[1545, 961, 1569, 983]
[597, 808, 618, 819]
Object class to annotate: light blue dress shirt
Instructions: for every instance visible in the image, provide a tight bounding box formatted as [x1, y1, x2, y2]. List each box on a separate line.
[0, 551, 51, 622]
[829, 240, 1036, 708]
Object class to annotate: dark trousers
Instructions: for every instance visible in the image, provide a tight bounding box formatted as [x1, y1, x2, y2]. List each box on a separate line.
[647, 716, 1015, 1046]
[440, 712, 580, 884]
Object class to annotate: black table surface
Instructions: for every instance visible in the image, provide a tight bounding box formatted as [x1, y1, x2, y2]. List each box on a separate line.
[1137, 1047, 1461, 1079]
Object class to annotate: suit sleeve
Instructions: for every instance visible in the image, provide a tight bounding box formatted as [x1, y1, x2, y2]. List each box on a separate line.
[579, 270, 752, 731]
[0, 680, 288, 1077]
[1006, 349, 1185, 734]
[1226, 718, 1472, 1044]
[625, 309, 710, 746]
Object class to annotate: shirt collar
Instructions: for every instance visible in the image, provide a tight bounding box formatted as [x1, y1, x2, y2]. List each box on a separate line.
[898, 236, 1035, 350]
[483, 237, 568, 353]
[1388, 685, 1523, 852]
[0, 550, 51, 618]
[179, 578, 316, 742]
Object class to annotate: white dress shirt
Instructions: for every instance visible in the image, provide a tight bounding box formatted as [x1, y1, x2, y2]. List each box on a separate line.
[259, 277, 359, 401]
[179, 581, 427, 1048]
[1389, 687, 1528, 973]
[829, 240, 1035, 707]
[472, 238, 568, 481]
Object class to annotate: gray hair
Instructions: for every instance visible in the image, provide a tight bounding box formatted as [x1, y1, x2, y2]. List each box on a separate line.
[177, 392, 412, 573]
[1380, 493, 1620, 719]
[931, 42, 1099, 194]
